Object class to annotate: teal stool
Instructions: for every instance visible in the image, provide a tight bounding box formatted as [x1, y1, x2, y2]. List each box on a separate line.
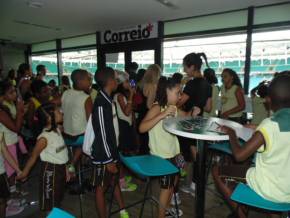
[231, 183, 290, 216]
[64, 135, 84, 147]
[115, 154, 180, 218]
[47, 208, 75, 218]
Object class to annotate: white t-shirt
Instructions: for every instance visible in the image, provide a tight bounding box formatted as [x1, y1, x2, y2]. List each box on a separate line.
[114, 94, 132, 126]
[38, 128, 69, 165]
[62, 89, 89, 136]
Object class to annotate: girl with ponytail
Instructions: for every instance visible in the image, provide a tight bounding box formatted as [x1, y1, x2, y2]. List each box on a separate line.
[177, 52, 213, 196]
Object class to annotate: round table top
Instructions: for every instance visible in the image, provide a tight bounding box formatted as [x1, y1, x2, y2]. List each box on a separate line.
[163, 116, 245, 141]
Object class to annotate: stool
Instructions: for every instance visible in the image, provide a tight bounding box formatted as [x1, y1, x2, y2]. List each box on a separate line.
[111, 154, 179, 218]
[231, 183, 290, 217]
[47, 208, 75, 218]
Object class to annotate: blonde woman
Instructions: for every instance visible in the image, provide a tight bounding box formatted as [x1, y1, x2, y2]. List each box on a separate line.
[142, 64, 161, 109]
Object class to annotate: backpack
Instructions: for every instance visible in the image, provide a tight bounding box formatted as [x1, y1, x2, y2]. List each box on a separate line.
[82, 115, 94, 156]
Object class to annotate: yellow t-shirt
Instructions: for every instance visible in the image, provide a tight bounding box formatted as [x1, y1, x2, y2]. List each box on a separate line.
[246, 108, 290, 203]
[148, 106, 180, 159]
[221, 85, 244, 118]
[251, 96, 268, 125]
[0, 101, 18, 145]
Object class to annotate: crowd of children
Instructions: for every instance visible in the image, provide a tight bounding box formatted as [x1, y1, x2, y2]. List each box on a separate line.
[0, 56, 289, 218]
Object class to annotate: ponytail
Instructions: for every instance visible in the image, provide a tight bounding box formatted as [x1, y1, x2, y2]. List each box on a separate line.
[197, 53, 210, 69]
[183, 52, 210, 70]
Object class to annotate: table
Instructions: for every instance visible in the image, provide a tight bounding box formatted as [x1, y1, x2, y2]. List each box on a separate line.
[163, 116, 246, 218]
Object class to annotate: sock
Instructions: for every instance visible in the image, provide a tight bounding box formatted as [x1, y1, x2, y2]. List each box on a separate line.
[120, 209, 127, 214]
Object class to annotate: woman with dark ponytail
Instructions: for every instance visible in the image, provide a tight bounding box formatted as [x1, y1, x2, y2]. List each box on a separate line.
[177, 52, 213, 196]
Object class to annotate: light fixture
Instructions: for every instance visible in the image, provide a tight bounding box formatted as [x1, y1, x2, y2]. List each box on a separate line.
[27, 0, 44, 9]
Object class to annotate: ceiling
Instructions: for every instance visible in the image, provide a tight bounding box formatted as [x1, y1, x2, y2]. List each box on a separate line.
[0, 0, 286, 44]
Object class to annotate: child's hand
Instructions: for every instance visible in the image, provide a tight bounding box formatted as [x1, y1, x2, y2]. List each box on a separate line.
[162, 105, 176, 118]
[244, 124, 257, 130]
[221, 112, 229, 119]
[65, 167, 74, 182]
[106, 162, 118, 174]
[220, 125, 236, 136]
[191, 106, 201, 117]
[16, 171, 27, 182]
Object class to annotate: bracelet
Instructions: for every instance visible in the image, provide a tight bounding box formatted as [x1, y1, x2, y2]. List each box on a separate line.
[67, 164, 75, 173]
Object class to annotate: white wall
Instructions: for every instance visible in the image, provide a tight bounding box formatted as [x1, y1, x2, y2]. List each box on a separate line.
[0, 43, 27, 78]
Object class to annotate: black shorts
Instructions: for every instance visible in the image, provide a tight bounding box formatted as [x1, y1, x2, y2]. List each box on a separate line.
[0, 173, 10, 199]
[91, 163, 119, 188]
[178, 137, 197, 162]
[159, 157, 179, 189]
[39, 162, 66, 211]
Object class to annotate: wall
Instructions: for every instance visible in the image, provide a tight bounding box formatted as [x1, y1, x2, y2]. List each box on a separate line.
[0, 43, 27, 78]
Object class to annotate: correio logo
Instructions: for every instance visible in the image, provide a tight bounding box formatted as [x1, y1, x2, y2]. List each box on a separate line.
[104, 24, 154, 43]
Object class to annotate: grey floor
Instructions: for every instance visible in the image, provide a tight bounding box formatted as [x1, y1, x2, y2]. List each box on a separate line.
[13, 162, 275, 218]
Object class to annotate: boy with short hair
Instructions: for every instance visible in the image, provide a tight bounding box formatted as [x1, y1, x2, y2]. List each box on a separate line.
[91, 67, 129, 218]
[213, 73, 290, 218]
[62, 69, 93, 165]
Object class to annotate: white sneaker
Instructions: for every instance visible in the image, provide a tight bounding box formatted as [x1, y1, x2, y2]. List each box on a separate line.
[180, 182, 195, 197]
[165, 208, 183, 217]
[170, 193, 181, 206]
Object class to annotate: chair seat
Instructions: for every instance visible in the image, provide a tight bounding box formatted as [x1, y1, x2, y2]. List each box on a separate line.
[231, 183, 290, 212]
[208, 140, 245, 155]
[120, 154, 179, 178]
[64, 135, 84, 147]
[47, 208, 75, 218]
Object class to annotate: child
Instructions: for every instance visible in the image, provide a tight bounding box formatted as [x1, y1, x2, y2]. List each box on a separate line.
[17, 103, 71, 217]
[0, 132, 22, 218]
[61, 69, 92, 166]
[91, 67, 129, 218]
[114, 70, 137, 154]
[250, 81, 270, 125]
[0, 81, 27, 195]
[203, 68, 219, 117]
[139, 76, 199, 218]
[177, 52, 212, 196]
[220, 68, 245, 123]
[212, 74, 290, 218]
[27, 80, 52, 137]
[114, 71, 138, 192]
[0, 101, 23, 217]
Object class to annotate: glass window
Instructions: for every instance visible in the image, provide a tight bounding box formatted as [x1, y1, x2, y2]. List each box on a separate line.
[163, 34, 247, 87]
[62, 49, 97, 78]
[106, 53, 125, 71]
[250, 29, 290, 91]
[31, 53, 58, 84]
[131, 50, 155, 70]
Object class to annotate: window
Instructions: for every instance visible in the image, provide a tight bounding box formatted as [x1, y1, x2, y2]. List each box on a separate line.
[250, 29, 290, 91]
[131, 50, 155, 70]
[106, 53, 125, 71]
[163, 34, 247, 87]
[62, 49, 97, 77]
[32, 53, 58, 84]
